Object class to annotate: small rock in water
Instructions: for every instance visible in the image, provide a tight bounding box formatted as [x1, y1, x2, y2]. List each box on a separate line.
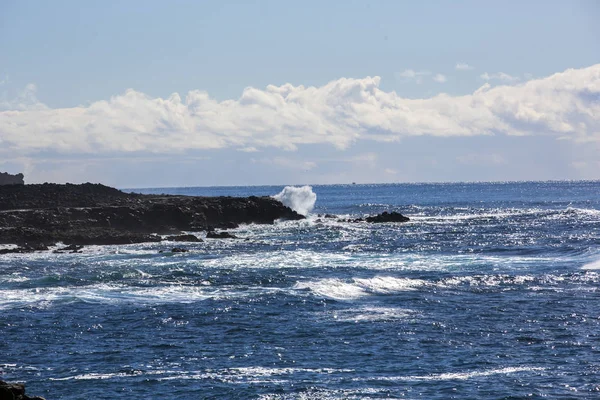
[365, 211, 410, 223]
[53, 244, 84, 253]
[171, 247, 188, 253]
[166, 234, 203, 242]
[206, 231, 238, 239]
[0, 380, 45, 400]
[0, 243, 48, 255]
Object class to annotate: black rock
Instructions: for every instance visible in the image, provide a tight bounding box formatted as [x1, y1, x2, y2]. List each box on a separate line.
[166, 234, 203, 242]
[0, 243, 48, 255]
[0, 183, 303, 246]
[0, 172, 24, 186]
[365, 211, 410, 223]
[171, 247, 188, 253]
[0, 380, 45, 400]
[206, 231, 238, 239]
[53, 244, 85, 253]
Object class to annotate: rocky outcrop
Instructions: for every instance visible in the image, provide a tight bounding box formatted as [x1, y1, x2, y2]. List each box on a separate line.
[365, 211, 410, 223]
[0, 172, 24, 186]
[337, 211, 410, 223]
[166, 234, 203, 242]
[206, 231, 238, 239]
[0, 380, 45, 400]
[0, 183, 304, 247]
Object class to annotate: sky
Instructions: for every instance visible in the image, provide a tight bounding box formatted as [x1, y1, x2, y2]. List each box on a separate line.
[0, 0, 599, 187]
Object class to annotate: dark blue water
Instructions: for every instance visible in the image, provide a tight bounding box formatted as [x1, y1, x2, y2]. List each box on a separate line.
[2, 181, 600, 399]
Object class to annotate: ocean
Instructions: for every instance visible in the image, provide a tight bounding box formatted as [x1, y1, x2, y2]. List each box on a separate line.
[1, 181, 600, 399]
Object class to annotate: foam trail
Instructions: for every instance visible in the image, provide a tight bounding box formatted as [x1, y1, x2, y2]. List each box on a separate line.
[273, 186, 316, 216]
[582, 259, 600, 270]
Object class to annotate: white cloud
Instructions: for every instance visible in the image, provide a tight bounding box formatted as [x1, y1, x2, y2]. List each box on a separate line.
[480, 72, 520, 82]
[1, 64, 599, 158]
[0, 83, 47, 112]
[396, 69, 431, 84]
[253, 157, 317, 171]
[348, 152, 378, 168]
[238, 147, 258, 153]
[433, 73, 447, 83]
[455, 63, 474, 71]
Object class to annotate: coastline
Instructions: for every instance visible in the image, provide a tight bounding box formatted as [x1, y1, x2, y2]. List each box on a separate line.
[0, 183, 304, 249]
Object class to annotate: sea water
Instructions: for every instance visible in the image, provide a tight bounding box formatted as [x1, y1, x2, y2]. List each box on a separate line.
[1, 181, 600, 399]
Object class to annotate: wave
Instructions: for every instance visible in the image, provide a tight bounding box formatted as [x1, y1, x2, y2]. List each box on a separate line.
[293, 271, 600, 301]
[354, 366, 545, 382]
[50, 366, 353, 383]
[294, 276, 427, 300]
[49, 365, 543, 386]
[0, 283, 263, 310]
[405, 205, 600, 225]
[331, 306, 416, 322]
[582, 259, 600, 270]
[273, 186, 316, 216]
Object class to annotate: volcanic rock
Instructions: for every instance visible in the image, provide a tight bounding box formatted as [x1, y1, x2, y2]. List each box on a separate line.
[365, 211, 410, 223]
[0, 380, 45, 400]
[166, 234, 203, 242]
[206, 231, 238, 239]
[0, 183, 304, 247]
[0, 172, 24, 186]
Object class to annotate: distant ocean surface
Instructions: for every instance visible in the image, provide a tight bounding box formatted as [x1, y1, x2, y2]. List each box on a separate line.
[2, 181, 600, 399]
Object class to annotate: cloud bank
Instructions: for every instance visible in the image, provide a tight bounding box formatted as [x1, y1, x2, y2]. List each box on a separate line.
[1, 64, 599, 156]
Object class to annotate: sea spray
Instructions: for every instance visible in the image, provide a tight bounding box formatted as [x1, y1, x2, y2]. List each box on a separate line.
[273, 186, 317, 216]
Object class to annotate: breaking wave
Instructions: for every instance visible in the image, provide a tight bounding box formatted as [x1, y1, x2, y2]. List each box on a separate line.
[273, 186, 316, 216]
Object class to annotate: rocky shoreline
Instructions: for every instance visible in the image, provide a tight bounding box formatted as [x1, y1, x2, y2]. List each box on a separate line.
[0, 183, 304, 249]
[0, 183, 411, 253]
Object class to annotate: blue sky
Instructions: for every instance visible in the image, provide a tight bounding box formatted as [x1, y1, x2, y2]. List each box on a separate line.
[1, 0, 599, 187]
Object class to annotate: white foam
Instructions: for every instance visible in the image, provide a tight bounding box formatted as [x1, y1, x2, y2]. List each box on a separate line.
[566, 206, 600, 217]
[273, 186, 316, 216]
[0, 283, 246, 310]
[332, 306, 416, 322]
[50, 371, 144, 381]
[51, 366, 353, 384]
[353, 276, 426, 292]
[295, 276, 427, 300]
[582, 259, 600, 270]
[355, 366, 544, 382]
[295, 278, 367, 300]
